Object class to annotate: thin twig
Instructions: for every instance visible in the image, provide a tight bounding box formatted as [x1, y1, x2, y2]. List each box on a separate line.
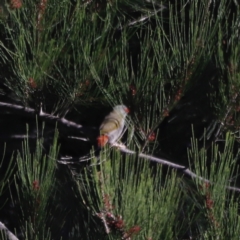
[214, 105, 233, 141]
[118, 5, 166, 30]
[214, 91, 239, 141]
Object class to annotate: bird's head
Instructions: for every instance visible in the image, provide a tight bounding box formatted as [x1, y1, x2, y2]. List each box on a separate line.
[113, 105, 129, 118]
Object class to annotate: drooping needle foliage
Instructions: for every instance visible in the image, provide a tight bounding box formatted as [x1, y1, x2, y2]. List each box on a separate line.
[1, 0, 240, 239]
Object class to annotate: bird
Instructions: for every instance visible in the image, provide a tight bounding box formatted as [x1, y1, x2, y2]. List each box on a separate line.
[97, 105, 129, 147]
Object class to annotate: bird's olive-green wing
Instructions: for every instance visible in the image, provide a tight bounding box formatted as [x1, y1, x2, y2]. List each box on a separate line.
[99, 117, 120, 135]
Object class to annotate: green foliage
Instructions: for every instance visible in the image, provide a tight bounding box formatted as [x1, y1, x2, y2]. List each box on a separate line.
[188, 133, 240, 238]
[77, 149, 183, 239]
[0, 0, 240, 139]
[1, 130, 240, 238]
[1, 0, 240, 239]
[66, 132, 240, 239]
[12, 125, 59, 239]
[0, 144, 14, 196]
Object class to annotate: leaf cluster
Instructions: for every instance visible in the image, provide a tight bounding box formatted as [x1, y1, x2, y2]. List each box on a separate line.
[0, 0, 240, 239]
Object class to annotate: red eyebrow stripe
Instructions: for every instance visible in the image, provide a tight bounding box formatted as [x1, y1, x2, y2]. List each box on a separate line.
[125, 107, 130, 113]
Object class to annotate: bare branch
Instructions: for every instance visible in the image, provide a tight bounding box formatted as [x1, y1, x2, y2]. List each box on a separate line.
[1, 101, 239, 192]
[59, 144, 240, 193]
[0, 101, 91, 132]
[118, 146, 240, 193]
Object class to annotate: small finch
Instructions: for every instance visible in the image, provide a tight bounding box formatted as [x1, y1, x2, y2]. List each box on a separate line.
[97, 105, 129, 147]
